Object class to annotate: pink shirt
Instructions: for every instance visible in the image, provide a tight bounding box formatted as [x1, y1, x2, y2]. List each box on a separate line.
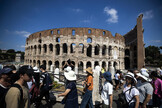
[152, 78, 162, 98]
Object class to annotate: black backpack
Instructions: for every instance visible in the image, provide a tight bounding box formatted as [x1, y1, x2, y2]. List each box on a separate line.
[44, 73, 53, 91]
[118, 86, 135, 107]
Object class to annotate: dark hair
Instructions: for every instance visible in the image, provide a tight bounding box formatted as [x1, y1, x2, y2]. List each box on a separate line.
[150, 71, 158, 77]
[10, 65, 16, 70]
[17, 65, 33, 76]
[40, 65, 46, 70]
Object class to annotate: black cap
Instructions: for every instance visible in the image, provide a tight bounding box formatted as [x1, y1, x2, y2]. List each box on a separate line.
[18, 65, 34, 75]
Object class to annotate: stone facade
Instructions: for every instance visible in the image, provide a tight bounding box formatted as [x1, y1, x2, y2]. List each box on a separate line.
[25, 14, 145, 72]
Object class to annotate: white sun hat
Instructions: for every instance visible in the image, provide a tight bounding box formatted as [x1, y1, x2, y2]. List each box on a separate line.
[33, 66, 40, 73]
[125, 72, 137, 84]
[136, 71, 151, 82]
[64, 70, 76, 81]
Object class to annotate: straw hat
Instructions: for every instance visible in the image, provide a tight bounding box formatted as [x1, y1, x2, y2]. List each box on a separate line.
[125, 72, 137, 84]
[86, 67, 93, 74]
[64, 70, 76, 81]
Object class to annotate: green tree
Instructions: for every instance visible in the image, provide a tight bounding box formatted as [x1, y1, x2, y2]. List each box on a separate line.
[7, 49, 15, 53]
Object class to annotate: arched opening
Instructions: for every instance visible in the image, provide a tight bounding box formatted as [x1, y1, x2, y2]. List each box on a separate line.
[79, 43, 84, 53]
[33, 60, 36, 67]
[108, 46, 112, 56]
[95, 44, 100, 55]
[37, 60, 40, 68]
[86, 61, 91, 68]
[48, 61, 52, 71]
[31, 46, 33, 55]
[113, 61, 118, 71]
[49, 44, 53, 53]
[55, 44, 60, 55]
[102, 45, 106, 56]
[71, 61, 75, 70]
[87, 37, 92, 43]
[43, 44, 47, 53]
[63, 43, 68, 53]
[108, 62, 111, 71]
[55, 61, 59, 68]
[42, 60, 46, 69]
[38, 39, 42, 43]
[57, 30, 60, 34]
[30, 60, 32, 65]
[34, 45, 37, 55]
[87, 44, 92, 57]
[56, 37, 60, 43]
[72, 30, 75, 36]
[103, 31, 106, 35]
[88, 29, 91, 34]
[125, 49, 130, 56]
[38, 45, 41, 54]
[102, 61, 106, 70]
[125, 57, 130, 69]
[94, 61, 99, 68]
[70, 43, 76, 53]
[78, 61, 83, 74]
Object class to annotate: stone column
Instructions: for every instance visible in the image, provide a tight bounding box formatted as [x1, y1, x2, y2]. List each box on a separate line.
[54, 68, 59, 82]
[68, 45, 70, 55]
[83, 61, 86, 73]
[92, 47, 95, 57]
[92, 61, 94, 69]
[109, 61, 115, 79]
[47, 44, 50, 55]
[41, 45, 43, 55]
[60, 44, 63, 56]
[100, 47, 102, 58]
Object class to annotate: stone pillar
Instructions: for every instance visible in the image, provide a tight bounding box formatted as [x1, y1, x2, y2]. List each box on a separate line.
[84, 45, 87, 56]
[92, 47, 95, 57]
[41, 45, 43, 55]
[92, 66, 101, 104]
[60, 44, 63, 56]
[92, 61, 94, 69]
[47, 44, 50, 55]
[100, 47, 102, 58]
[109, 61, 115, 79]
[54, 68, 59, 82]
[83, 61, 86, 73]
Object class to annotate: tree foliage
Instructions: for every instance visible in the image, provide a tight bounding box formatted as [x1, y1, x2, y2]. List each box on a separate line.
[145, 45, 161, 66]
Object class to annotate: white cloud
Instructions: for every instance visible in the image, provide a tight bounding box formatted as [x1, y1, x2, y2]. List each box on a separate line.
[149, 40, 162, 43]
[104, 6, 118, 23]
[72, 8, 82, 13]
[81, 20, 90, 23]
[14, 31, 31, 37]
[20, 45, 26, 48]
[142, 10, 154, 20]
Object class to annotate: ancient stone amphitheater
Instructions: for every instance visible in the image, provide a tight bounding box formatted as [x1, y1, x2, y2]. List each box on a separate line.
[25, 14, 145, 74]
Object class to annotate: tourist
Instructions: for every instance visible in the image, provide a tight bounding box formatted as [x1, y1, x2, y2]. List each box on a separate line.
[140, 66, 149, 73]
[156, 68, 162, 80]
[0, 68, 12, 108]
[123, 72, 139, 108]
[62, 59, 74, 70]
[114, 70, 121, 91]
[58, 69, 78, 108]
[80, 67, 93, 108]
[36, 65, 52, 108]
[150, 71, 162, 108]
[5, 65, 33, 108]
[136, 71, 153, 108]
[101, 71, 113, 108]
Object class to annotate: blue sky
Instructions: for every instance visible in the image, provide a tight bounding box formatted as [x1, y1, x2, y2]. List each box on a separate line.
[0, 0, 162, 51]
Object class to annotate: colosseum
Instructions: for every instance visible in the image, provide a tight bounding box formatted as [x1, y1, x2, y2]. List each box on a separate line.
[25, 14, 145, 75]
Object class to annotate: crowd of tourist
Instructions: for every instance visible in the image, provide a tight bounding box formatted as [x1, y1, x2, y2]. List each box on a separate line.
[0, 62, 162, 108]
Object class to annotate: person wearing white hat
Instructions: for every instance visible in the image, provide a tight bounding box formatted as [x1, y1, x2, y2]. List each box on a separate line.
[136, 72, 153, 108]
[58, 70, 78, 108]
[123, 72, 139, 108]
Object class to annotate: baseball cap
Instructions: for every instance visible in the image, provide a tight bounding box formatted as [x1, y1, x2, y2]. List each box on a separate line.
[0, 68, 12, 75]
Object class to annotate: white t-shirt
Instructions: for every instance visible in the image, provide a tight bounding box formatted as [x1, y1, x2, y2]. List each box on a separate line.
[123, 86, 139, 104]
[140, 68, 148, 73]
[115, 73, 120, 80]
[101, 81, 113, 105]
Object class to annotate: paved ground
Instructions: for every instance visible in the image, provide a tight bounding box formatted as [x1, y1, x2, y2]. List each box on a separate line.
[31, 85, 123, 108]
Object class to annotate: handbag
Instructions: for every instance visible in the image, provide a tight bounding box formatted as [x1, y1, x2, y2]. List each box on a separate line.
[49, 92, 56, 105]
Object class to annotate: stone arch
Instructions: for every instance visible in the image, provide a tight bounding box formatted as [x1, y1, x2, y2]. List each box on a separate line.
[71, 61, 75, 70]
[102, 45, 107, 56]
[108, 61, 111, 71]
[33, 60, 36, 67]
[87, 44, 92, 57]
[86, 61, 91, 68]
[102, 61, 106, 70]
[95, 44, 100, 55]
[63, 43, 68, 53]
[113, 61, 118, 71]
[108, 46, 112, 56]
[49, 43, 53, 53]
[87, 37, 92, 43]
[56, 37, 60, 42]
[78, 61, 83, 74]
[38, 45, 41, 54]
[42, 60, 47, 69]
[43, 44, 47, 53]
[79, 43, 84, 53]
[48, 60, 52, 71]
[70, 43, 76, 53]
[37, 60, 40, 68]
[55, 61, 59, 68]
[55, 44, 60, 55]
[30, 60, 32, 65]
[34, 45, 37, 55]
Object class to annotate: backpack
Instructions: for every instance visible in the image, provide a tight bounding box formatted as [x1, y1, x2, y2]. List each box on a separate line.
[11, 84, 23, 100]
[118, 86, 135, 107]
[44, 73, 53, 90]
